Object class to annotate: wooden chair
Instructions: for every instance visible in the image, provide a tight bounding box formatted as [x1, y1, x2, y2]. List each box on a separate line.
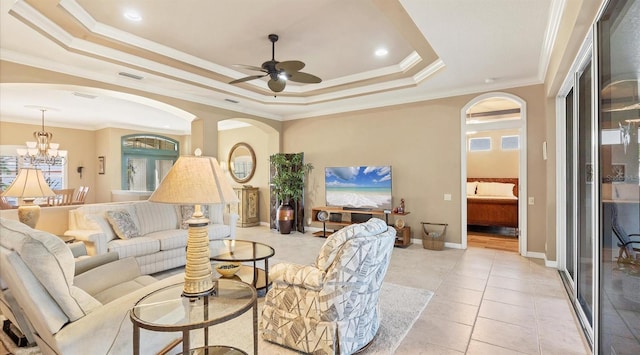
[72, 186, 89, 205]
[611, 203, 640, 264]
[0, 190, 15, 210]
[47, 189, 75, 206]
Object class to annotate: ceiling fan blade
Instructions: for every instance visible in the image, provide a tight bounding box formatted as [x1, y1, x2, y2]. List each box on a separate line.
[229, 74, 266, 85]
[288, 71, 322, 84]
[276, 60, 305, 73]
[268, 78, 286, 92]
[232, 64, 266, 72]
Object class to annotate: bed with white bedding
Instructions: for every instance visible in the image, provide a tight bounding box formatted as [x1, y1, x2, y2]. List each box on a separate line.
[467, 178, 519, 228]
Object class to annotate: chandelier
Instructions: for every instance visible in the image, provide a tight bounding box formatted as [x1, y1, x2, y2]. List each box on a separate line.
[16, 109, 67, 166]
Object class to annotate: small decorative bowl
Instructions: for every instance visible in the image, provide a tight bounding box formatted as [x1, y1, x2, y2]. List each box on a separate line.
[214, 262, 241, 277]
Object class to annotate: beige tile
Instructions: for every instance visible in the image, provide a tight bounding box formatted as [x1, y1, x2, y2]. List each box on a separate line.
[441, 273, 488, 292]
[471, 317, 540, 354]
[403, 317, 473, 352]
[423, 296, 479, 326]
[434, 283, 484, 307]
[534, 296, 576, 322]
[478, 300, 536, 329]
[483, 286, 534, 308]
[394, 341, 465, 355]
[537, 319, 590, 355]
[487, 275, 536, 294]
[466, 340, 528, 355]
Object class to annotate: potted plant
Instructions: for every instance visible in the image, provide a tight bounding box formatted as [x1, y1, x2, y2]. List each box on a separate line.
[270, 153, 313, 234]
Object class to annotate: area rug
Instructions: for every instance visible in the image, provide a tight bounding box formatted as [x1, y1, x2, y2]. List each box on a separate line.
[0, 283, 432, 355]
[209, 282, 433, 354]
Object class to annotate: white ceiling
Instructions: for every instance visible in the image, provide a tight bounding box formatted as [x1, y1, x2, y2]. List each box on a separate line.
[0, 0, 559, 134]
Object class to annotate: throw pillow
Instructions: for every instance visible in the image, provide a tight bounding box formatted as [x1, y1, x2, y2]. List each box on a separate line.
[105, 210, 140, 240]
[180, 205, 210, 229]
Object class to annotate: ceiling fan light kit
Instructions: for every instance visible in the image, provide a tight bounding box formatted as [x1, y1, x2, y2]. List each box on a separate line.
[229, 34, 322, 93]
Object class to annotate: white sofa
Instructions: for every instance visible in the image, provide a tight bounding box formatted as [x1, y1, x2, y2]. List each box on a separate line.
[64, 201, 238, 274]
[0, 217, 185, 354]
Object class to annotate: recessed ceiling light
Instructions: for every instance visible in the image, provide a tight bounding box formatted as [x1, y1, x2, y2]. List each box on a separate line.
[375, 48, 388, 57]
[124, 10, 142, 22]
[484, 78, 496, 84]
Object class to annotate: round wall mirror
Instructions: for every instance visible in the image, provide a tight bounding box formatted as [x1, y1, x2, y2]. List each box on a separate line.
[228, 142, 256, 183]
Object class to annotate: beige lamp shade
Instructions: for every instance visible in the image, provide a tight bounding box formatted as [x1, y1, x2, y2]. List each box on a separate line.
[2, 168, 55, 199]
[149, 154, 238, 205]
[1, 168, 55, 229]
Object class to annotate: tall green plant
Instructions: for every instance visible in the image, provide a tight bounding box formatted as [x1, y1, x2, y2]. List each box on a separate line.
[270, 153, 313, 204]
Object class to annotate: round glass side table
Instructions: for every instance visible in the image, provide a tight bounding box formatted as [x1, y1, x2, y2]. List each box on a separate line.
[130, 279, 257, 354]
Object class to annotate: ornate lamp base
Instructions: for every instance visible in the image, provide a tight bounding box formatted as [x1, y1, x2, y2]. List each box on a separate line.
[182, 207, 215, 298]
[17, 198, 40, 229]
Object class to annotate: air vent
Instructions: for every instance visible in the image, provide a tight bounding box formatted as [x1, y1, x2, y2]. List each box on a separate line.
[225, 99, 239, 104]
[72, 92, 97, 99]
[118, 72, 144, 80]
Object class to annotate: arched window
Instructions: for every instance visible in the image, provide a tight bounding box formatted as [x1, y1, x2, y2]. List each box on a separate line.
[121, 135, 179, 191]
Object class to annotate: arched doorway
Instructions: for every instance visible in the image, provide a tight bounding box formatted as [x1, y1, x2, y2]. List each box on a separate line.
[217, 118, 279, 226]
[460, 93, 528, 255]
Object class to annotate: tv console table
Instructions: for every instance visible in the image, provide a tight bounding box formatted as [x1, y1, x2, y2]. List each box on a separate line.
[311, 206, 411, 247]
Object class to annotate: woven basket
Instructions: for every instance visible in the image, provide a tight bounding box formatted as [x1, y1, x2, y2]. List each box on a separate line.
[421, 222, 447, 251]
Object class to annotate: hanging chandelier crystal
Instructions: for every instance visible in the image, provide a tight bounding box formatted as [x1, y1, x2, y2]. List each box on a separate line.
[16, 109, 67, 166]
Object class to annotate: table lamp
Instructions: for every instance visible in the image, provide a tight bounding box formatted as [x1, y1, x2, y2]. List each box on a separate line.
[1, 168, 55, 228]
[149, 149, 239, 297]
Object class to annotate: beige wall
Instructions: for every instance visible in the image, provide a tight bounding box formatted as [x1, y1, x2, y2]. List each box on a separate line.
[282, 84, 548, 253]
[219, 125, 272, 223]
[466, 129, 520, 178]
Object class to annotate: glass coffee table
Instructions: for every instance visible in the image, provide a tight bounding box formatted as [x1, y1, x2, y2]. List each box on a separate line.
[130, 279, 257, 355]
[210, 240, 275, 291]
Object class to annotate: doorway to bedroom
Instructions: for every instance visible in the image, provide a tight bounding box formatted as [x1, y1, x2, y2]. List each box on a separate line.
[461, 93, 527, 255]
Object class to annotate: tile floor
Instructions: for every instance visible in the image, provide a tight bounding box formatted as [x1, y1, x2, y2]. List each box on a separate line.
[235, 225, 591, 354]
[0, 225, 591, 354]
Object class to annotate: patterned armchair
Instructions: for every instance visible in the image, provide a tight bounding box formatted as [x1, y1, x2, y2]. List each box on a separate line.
[261, 218, 396, 354]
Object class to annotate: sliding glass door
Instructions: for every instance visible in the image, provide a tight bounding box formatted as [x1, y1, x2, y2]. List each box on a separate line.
[577, 60, 594, 328]
[597, 0, 640, 353]
[560, 0, 639, 352]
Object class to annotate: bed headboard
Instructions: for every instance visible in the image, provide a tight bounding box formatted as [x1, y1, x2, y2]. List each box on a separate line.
[467, 177, 519, 197]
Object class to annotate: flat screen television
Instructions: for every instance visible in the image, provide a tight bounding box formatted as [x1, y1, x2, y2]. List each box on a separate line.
[325, 166, 392, 211]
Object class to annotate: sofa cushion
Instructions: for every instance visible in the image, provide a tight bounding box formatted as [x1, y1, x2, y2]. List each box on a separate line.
[207, 204, 225, 225]
[106, 210, 140, 240]
[0, 218, 101, 324]
[134, 202, 179, 235]
[146, 229, 188, 251]
[85, 213, 117, 241]
[207, 224, 231, 240]
[107, 237, 160, 259]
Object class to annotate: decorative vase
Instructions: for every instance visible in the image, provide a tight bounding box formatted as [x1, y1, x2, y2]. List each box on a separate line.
[277, 202, 294, 234]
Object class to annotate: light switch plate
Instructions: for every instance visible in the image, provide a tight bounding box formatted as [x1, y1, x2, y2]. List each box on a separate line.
[444, 194, 452, 201]
[528, 197, 535, 205]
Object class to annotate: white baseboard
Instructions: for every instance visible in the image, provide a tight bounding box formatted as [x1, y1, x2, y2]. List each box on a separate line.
[444, 242, 464, 249]
[526, 251, 546, 259]
[525, 251, 558, 268]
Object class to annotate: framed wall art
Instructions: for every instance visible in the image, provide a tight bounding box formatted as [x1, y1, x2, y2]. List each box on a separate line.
[98, 156, 105, 174]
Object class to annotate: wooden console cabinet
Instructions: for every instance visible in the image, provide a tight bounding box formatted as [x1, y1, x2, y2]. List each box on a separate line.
[229, 187, 259, 227]
[311, 206, 410, 247]
[394, 226, 412, 248]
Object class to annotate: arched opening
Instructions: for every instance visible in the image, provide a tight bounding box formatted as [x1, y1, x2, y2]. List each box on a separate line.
[461, 93, 528, 255]
[217, 118, 279, 226]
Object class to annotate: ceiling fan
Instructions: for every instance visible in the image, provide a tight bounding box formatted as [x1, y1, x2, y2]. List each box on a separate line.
[229, 34, 322, 93]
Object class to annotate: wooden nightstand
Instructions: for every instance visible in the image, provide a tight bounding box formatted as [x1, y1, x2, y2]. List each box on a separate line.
[394, 226, 411, 248]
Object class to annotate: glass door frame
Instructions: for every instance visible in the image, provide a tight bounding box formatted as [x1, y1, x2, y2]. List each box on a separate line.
[555, 29, 600, 349]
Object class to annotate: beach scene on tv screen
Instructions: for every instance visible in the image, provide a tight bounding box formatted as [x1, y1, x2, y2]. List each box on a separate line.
[325, 166, 392, 210]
